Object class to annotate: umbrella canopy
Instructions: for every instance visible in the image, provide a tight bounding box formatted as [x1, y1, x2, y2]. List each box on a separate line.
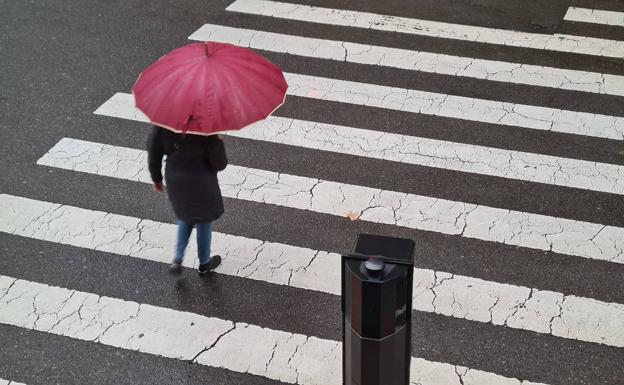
[132, 42, 288, 135]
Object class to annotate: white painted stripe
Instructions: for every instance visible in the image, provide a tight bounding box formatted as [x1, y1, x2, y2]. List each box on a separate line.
[96, 75, 624, 142]
[283, 72, 624, 141]
[97, 92, 624, 195]
[0, 275, 549, 385]
[412, 271, 624, 347]
[0, 194, 337, 295]
[226, 0, 624, 59]
[2, 194, 624, 348]
[36, 139, 624, 264]
[95, 75, 624, 141]
[0, 380, 27, 385]
[565, 7, 624, 27]
[189, 24, 624, 96]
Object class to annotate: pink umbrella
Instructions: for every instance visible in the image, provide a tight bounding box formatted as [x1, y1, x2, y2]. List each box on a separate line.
[132, 42, 288, 136]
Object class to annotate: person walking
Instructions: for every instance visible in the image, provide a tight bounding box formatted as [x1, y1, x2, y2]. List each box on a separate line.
[147, 125, 228, 275]
[136, 42, 286, 276]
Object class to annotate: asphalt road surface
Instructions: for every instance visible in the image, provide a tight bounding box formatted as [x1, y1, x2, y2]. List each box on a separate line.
[1, 0, 624, 384]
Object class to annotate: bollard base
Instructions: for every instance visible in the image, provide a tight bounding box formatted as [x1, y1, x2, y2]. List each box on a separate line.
[344, 320, 409, 385]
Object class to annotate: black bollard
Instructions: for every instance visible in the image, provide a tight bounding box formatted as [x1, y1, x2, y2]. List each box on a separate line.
[342, 233, 415, 385]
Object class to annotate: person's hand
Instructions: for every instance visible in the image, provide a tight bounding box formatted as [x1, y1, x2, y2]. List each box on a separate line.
[217, 134, 223, 140]
[153, 182, 165, 192]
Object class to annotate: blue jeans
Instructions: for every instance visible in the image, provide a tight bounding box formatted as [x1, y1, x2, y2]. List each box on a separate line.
[174, 220, 212, 265]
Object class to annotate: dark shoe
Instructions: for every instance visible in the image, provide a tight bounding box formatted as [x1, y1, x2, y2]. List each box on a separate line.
[168, 261, 182, 275]
[198, 255, 221, 275]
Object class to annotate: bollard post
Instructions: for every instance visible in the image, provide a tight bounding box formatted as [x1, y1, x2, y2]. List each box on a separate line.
[341, 233, 415, 385]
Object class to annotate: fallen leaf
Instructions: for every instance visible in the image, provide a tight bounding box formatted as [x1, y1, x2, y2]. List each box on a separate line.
[346, 211, 360, 221]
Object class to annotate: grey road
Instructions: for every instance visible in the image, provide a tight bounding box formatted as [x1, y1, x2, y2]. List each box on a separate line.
[1, 0, 623, 384]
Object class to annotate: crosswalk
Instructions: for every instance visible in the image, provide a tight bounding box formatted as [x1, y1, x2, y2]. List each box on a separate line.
[564, 7, 624, 27]
[34, 138, 624, 263]
[97, 80, 624, 140]
[98, 93, 624, 195]
[1, 275, 556, 385]
[3, 193, 624, 348]
[226, 0, 624, 58]
[2, 0, 623, 384]
[188, 24, 624, 96]
[0, 380, 26, 385]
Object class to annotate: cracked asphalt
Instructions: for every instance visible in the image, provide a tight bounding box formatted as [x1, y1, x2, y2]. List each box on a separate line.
[1, 0, 624, 384]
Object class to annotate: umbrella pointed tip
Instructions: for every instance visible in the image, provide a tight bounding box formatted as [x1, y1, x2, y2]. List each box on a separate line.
[204, 43, 211, 57]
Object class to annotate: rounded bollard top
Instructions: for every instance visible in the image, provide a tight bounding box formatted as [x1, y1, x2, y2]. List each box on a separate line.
[364, 257, 385, 277]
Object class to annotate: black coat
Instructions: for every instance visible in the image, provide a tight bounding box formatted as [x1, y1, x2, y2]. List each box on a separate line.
[147, 126, 228, 224]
